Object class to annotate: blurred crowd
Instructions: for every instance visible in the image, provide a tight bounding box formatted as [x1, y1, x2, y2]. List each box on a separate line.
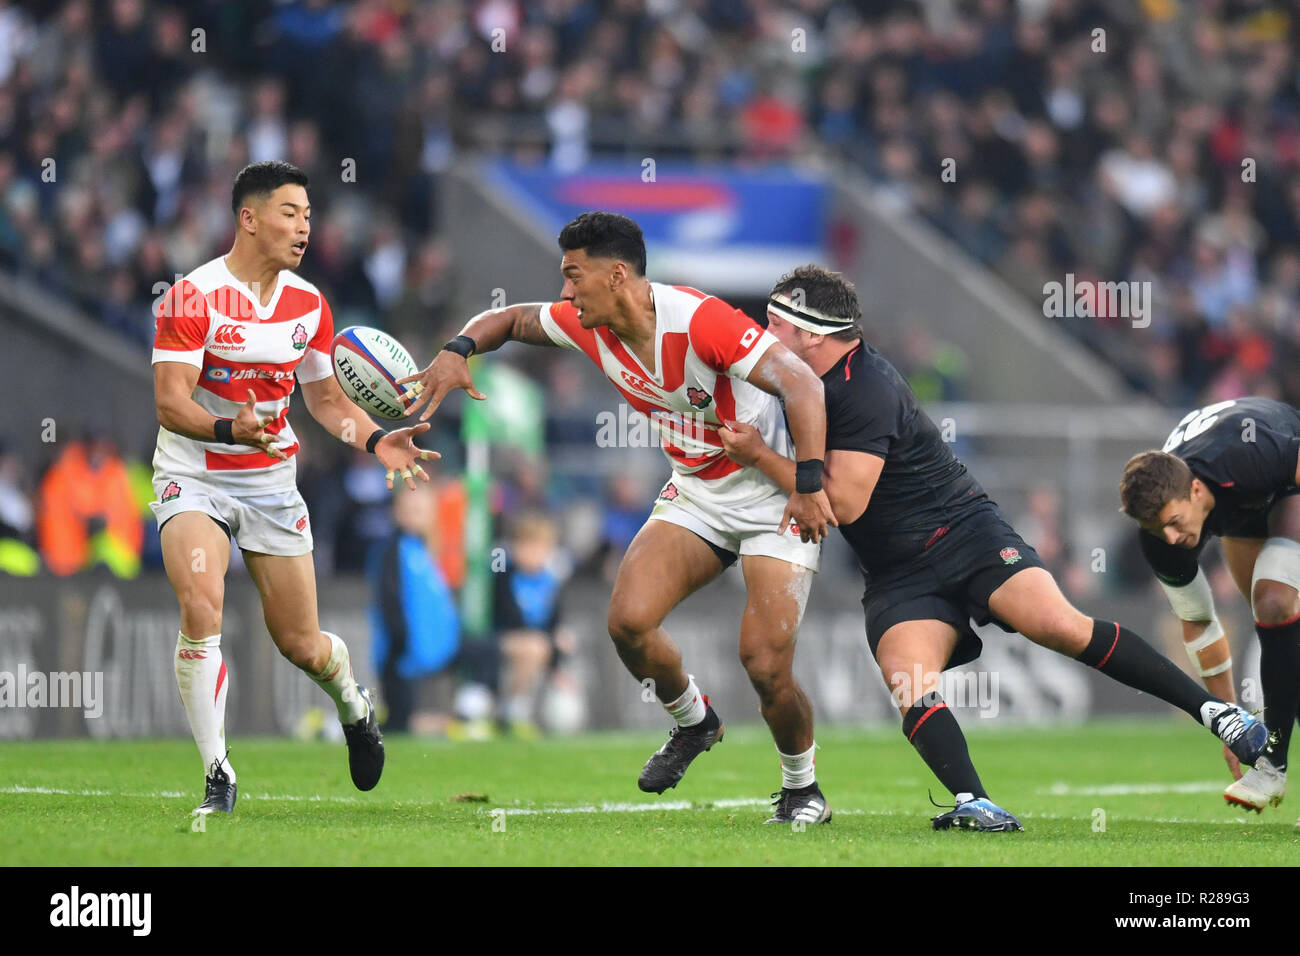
[0, 0, 1296, 410]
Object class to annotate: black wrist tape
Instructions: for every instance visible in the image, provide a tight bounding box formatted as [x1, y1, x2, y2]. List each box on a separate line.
[795, 459, 824, 494]
[214, 418, 235, 444]
[442, 334, 477, 358]
[366, 429, 388, 454]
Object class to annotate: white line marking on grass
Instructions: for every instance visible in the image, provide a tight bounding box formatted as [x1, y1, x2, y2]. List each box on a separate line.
[4, 786, 1276, 826]
[488, 797, 772, 816]
[1041, 781, 1224, 796]
[1, 785, 360, 803]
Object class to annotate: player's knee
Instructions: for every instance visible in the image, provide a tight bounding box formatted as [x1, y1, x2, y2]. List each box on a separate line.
[738, 648, 790, 694]
[607, 602, 659, 646]
[1022, 607, 1090, 651]
[1252, 580, 1300, 627]
[876, 653, 912, 697]
[176, 589, 223, 635]
[274, 630, 324, 671]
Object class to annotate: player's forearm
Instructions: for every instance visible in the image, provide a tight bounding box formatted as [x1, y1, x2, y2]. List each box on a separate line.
[157, 396, 226, 443]
[1181, 619, 1235, 702]
[458, 303, 547, 354]
[752, 446, 797, 495]
[309, 392, 383, 451]
[770, 361, 827, 463]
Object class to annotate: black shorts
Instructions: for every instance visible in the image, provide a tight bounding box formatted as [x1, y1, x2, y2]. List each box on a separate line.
[862, 505, 1045, 670]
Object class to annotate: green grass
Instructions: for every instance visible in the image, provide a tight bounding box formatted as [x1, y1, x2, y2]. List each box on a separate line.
[2, 720, 1296, 865]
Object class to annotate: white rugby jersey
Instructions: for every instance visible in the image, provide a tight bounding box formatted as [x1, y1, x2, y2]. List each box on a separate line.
[150, 256, 334, 493]
[541, 283, 795, 505]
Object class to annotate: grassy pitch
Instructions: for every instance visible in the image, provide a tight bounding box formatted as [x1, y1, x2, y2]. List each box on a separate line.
[3, 720, 1295, 866]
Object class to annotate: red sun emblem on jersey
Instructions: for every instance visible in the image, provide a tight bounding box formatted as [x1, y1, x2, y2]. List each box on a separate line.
[788, 517, 801, 536]
[292, 324, 308, 350]
[658, 482, 679, 501]
[161, 481, 181, 503]
[296, 515, 308, 532]
[686, 387, 713, 409]
[1000, 547, 1021, 565]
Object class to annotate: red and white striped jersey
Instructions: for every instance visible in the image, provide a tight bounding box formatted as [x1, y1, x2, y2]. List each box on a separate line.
[541, 283, 795, 500]
[150, 256, 334, 493]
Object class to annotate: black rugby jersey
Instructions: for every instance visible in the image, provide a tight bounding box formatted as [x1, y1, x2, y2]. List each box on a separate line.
[823, 342, 989, 575]
[1139, 397, 1300, 585]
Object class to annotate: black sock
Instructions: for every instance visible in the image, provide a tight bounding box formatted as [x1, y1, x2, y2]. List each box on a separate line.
[1256, 617, 1300, 771]
[1077, 619, 1214, 721]
[901, 693, 987, 800]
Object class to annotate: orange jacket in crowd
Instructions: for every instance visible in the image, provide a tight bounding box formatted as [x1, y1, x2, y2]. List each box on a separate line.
[37, 441, 143, 576]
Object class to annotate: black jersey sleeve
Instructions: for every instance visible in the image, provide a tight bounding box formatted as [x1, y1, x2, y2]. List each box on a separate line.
[825, 367, 902, 457]
[1138, 529, 1206, 587]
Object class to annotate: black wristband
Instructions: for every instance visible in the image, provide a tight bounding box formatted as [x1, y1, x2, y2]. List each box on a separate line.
[442, 334, 477, 358]
[213, 418, 235, 444]
[365, 429, 388, 454]
[795, 459, 824, 494]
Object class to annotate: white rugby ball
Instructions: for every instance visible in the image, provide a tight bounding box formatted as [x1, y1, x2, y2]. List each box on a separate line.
[331, 326, 420, 420]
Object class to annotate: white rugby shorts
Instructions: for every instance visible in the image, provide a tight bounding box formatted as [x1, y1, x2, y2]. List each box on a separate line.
[150, 474, 314, 557]
[648, 473, 821, 571]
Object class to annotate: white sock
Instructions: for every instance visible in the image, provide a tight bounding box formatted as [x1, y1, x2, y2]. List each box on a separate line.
[174, 632, 234, 782]
[310, 631, 368, 724]
[778, 742, 817, 789]
[665, 676, 706, 727]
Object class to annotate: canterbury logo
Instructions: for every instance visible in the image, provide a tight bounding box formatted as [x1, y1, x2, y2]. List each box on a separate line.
[177, 649, 207, 660]
[213, 324, 246, 346]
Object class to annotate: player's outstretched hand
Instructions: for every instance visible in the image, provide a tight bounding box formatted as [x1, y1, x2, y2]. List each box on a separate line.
[397, 350, 487, 423]
[1223, 743, 1243, 781]
[781, 489, 837, 544]
[232, 389, 289, 460]
[719, 419, 766, 467]
[375, 422, 441, 491]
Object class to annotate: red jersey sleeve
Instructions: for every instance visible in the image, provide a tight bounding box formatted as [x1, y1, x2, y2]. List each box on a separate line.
[296, 293, 335, 383]
[686, 298, 774, 376]
[540, 301, 601, 363]
[151, 279, 210, 367]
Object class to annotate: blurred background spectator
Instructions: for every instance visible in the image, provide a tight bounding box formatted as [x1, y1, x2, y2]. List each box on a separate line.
[368, 479, 460, 733]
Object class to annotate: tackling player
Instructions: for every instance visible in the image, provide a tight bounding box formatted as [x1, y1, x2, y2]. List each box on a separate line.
[1120, 397, 1300, 818]
[152, 161, 434, 814]
[719, 265, 1272, 831]
[401, 212, 838, 823]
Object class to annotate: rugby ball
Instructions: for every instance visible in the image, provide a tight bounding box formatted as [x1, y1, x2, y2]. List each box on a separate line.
[331, 326, 420, 420]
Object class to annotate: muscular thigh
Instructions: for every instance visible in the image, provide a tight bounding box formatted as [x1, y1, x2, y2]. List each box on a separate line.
[161, 512, 231, 609]
[1220, 537, 1264, 602]
[609, 520, 726, 632]
[242, 550, 321, 643]
[738, 554, 812, 660]
[986, 566, 1091, 645]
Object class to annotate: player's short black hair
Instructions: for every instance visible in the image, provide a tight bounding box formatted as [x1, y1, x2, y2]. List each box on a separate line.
[769, 264, 863, 342]
[231, 161, 309, 215]
[1119, 451, 1194, 523]
[557, 212, 646, 276]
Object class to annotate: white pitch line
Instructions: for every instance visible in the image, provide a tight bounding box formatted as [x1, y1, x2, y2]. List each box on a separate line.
[2, 785, 1279, 825]
[1041, 781, 1224, 797]
[0, 785, 360, 803]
